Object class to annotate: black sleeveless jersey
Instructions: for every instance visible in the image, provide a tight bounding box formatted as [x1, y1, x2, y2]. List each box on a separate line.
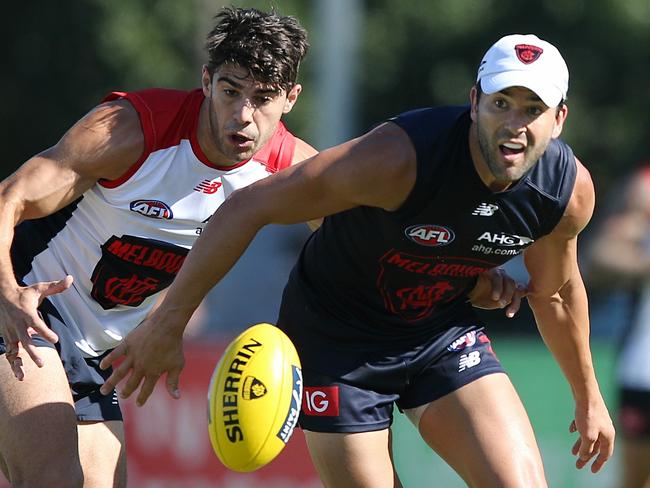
[285, 105, 577, 346]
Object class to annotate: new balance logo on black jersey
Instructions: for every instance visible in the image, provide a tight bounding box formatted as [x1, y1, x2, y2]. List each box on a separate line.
[472, 203, 499, 216]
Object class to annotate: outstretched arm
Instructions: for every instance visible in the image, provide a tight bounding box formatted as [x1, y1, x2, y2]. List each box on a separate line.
[524, 158, 615, 473]
[0, 100, 143, 378]
[99, 121, 418, 405]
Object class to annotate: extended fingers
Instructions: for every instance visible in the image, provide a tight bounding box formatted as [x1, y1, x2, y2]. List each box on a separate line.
[590, 436, 614, 473]
[504, 284, 527, 318]
[136, 375, 161, 407]
[99, 343, 126, 371]
[100, 356, 133, 395]
[36, 276, 74, 300]
[29, 311, 59, 344]
[4, 343, 25, 380]
[119, 368, 146, 400]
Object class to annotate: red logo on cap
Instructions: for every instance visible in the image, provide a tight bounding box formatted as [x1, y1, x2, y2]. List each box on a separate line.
[515, 44, 543, 64]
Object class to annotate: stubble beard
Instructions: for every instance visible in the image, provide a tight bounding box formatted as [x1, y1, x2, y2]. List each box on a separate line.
[476, 120, 545, 186]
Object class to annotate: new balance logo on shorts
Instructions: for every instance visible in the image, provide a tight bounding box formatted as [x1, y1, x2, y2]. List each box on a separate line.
[302, 386, 340, 416]
[458, 351, 481, 372]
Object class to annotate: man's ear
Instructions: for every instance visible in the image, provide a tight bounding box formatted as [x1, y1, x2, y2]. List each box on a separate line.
[201, 65, 212, 97]
[283, 84, 302, 114]
[469, 85, 479, 122]
[552, 104, 569, 139]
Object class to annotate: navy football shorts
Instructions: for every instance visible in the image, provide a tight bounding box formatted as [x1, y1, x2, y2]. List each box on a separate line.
[619, 387, 650, 439]
[277, 296, 504, 434]
[0, 298, 122, 422]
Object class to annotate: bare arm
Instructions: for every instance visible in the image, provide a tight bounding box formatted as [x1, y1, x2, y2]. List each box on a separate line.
[97, 122, 417, 404]
[0, 99, 144, 374]
[291, 137, 323, 231]
[163, 121, 417, 325]
[524, 158, 614, 472]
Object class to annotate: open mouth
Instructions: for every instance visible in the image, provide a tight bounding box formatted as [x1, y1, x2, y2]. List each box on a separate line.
[228, 133, 254, 148]
[500, 142, 525, 157]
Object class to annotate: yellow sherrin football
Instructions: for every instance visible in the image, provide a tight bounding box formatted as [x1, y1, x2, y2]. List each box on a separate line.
[207, 323, 303, 472]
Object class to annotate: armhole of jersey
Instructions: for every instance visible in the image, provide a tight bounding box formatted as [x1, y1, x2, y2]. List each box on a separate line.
[98, 92, 155, 189]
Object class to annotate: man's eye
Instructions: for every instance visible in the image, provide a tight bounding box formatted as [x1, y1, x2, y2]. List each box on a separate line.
[223, 89, 237, 97]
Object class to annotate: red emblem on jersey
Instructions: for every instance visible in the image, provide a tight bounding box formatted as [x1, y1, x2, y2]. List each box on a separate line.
[302, 386, 340, 416]
[515, 44, 543, 64]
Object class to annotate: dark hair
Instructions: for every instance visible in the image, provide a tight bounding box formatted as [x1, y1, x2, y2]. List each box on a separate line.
[205, 7, 309, 92]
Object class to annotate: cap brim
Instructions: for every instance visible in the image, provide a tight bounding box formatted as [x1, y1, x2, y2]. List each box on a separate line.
[480, 72, 563, 108]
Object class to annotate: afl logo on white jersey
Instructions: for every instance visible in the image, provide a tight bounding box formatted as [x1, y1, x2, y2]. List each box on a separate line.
[405, 224, 455, 247]
[129, 200, 173, 219]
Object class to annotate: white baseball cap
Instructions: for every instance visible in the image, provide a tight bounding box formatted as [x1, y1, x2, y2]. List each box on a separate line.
[476, 34, 569, 107]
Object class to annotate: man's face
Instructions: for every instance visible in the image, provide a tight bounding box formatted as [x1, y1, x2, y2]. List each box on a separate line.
[201, 64, 301, 165]
[470, 85, 568, 190]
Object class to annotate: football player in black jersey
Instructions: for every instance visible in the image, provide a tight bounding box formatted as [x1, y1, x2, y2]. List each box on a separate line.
[108, 34, 614, 487]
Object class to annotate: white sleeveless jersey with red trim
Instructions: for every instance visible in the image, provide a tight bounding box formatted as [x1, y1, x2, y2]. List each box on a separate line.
[12, 88, 296, 356]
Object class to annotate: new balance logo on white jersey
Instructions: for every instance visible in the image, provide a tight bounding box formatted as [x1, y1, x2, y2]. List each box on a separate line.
[472, 203, 499, 216]
[458, 351, 481, 372]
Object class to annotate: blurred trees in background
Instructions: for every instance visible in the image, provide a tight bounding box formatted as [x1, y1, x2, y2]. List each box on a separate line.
[4, 0, 199, 169]
[4, 0, 650, 202]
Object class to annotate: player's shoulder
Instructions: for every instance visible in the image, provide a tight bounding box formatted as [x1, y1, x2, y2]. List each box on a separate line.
[557, 155, 595, 236]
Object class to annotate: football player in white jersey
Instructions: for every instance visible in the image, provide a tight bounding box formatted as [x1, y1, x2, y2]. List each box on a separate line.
[0, 7, 315, 487]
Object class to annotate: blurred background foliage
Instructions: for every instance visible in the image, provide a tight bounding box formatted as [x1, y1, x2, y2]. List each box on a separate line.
[4, 0, 650, 201]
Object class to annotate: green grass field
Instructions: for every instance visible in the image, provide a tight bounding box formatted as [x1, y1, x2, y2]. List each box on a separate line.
[392, 336, 619, 487]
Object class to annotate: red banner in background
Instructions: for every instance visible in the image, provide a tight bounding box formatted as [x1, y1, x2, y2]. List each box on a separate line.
[122, 340, 319, 488]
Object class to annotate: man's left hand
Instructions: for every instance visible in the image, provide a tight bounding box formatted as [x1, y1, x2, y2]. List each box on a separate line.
[468, 267, 527, 317]
[570, 398, 616, 473]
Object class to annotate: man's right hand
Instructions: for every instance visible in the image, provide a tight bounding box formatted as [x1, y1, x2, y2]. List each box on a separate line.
[99, 310, 186, 407]
[0, 275, 73, 380]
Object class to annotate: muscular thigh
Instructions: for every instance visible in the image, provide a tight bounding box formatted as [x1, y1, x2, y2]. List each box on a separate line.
[78, 421, 126, 488]
[0, 348, 79, 475]
[304, 429, 402, 488]
[412, 373, 546, 488]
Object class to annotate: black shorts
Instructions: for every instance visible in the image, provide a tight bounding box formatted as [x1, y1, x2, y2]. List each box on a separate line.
[277, 293, 504, 433]
[619, 387, 650, 439]
[0, 299, 122, 422]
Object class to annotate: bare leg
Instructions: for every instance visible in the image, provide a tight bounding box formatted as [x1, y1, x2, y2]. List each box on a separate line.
[0, 348, 128, 488]
[0, 348, 84, 487]
[78, 420, 127, 488]
[413, 373, 547, 488]
[304, 428, 403, 488]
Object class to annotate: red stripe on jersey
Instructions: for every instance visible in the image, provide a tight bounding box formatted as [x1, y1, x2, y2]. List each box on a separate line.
[99, 89, 204, 188]
[251, 121, 296, 173]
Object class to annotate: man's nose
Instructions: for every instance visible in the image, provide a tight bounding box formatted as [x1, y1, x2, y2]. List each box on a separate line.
[233, 99, 255, 124]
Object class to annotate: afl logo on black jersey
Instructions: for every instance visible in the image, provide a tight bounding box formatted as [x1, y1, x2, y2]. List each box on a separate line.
[405, 224, 455, 247]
